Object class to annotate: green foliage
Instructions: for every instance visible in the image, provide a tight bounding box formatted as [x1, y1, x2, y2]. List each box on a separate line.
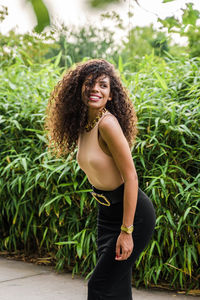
[162, 0, 175, 3]
[88, 0, 121, 8]
[126, 54, 200, 289]
[186, 27, 200, 58]
[159, 3, 200, 58]
[0, 5, 8, 22]
[150, 33, 169, 56]
[0, 30, 55, 67]
[0, 49, 200, 291]
[121, 26, 170, 69]
[0, 54, 97, 276]
[159, 3, 200, 32]
[27, 0, 50, 33]
[182, 3, 199, 27]
[45, 24, 118, 66]
[121, 26, 156, 63]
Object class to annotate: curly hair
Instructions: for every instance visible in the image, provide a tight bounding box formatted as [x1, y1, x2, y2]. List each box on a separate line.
[45, 59, 138, 156]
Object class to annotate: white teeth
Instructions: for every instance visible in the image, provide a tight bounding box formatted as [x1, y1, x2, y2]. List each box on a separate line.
[90, 96, 100, 100]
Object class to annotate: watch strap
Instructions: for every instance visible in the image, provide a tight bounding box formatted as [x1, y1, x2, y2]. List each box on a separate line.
[121, 224, 134, 234]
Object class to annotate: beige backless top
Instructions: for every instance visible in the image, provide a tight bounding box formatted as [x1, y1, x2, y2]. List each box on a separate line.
[77, 112, 124, 190]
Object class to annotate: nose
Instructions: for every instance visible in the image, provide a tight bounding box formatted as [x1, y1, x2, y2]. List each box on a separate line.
[91, 82, 99, 92]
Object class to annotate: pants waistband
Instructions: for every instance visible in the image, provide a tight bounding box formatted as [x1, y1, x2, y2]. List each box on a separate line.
[91, 183, 124, 206]
[91, 184, 151, 207]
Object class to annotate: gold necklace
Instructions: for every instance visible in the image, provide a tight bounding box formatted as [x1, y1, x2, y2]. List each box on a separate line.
[85, 108, 107, 132]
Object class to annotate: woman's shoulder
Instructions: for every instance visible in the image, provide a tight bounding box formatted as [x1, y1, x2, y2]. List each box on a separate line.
[98, 111, 121, 135]
[99, 111, 118, 125]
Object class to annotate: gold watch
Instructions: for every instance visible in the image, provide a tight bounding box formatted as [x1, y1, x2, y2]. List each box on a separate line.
[121, 224, 134, 234]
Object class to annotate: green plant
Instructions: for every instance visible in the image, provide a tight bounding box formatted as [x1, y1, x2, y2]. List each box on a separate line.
[127, 54, 200, 290]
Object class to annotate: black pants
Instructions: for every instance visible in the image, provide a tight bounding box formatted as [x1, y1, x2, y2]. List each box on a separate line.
[88, 185, 156, 300]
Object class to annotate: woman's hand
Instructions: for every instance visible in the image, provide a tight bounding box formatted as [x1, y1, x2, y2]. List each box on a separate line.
[115, 232, 134, 261]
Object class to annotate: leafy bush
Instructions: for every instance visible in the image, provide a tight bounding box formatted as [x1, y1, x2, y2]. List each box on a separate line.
[45, 24, 118, 67]
[0, 54, 97, 277]
[126, 54, 200, 290]
[0, 53, 199, 291]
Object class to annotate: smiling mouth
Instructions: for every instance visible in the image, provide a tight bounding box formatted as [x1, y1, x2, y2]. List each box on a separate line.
[89, 95, 102, 101]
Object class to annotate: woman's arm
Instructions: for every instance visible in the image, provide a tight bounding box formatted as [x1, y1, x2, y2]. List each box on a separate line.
[99, 115, 138, 261]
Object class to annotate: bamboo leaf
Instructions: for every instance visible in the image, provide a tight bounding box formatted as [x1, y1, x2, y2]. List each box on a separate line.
[77, 243, 82, 258]
[28, 0, 50, 33]
[55, 241, 78, 245]
[154, 70, 168, 90]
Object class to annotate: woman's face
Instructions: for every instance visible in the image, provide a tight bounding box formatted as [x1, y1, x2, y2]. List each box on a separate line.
[81, 74, 112, 110]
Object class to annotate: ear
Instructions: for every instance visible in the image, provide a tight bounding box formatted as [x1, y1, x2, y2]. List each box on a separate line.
[108, 94, 112, 101]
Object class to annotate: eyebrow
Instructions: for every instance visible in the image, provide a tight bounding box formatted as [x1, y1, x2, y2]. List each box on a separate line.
[98, 79, 109, 83]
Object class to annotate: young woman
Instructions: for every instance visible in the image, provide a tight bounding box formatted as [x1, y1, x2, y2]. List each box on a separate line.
[45, 59, 156, 300]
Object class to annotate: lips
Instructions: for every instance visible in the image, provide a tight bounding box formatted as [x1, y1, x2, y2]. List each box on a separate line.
[89, 94, 102, 101]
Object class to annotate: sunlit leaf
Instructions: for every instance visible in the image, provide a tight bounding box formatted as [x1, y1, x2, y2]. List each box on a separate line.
[182, 3, 199, 27]
[89, 0, 120, 8]
[28, 0, 50, 33]
[162, 0, 175, 3]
